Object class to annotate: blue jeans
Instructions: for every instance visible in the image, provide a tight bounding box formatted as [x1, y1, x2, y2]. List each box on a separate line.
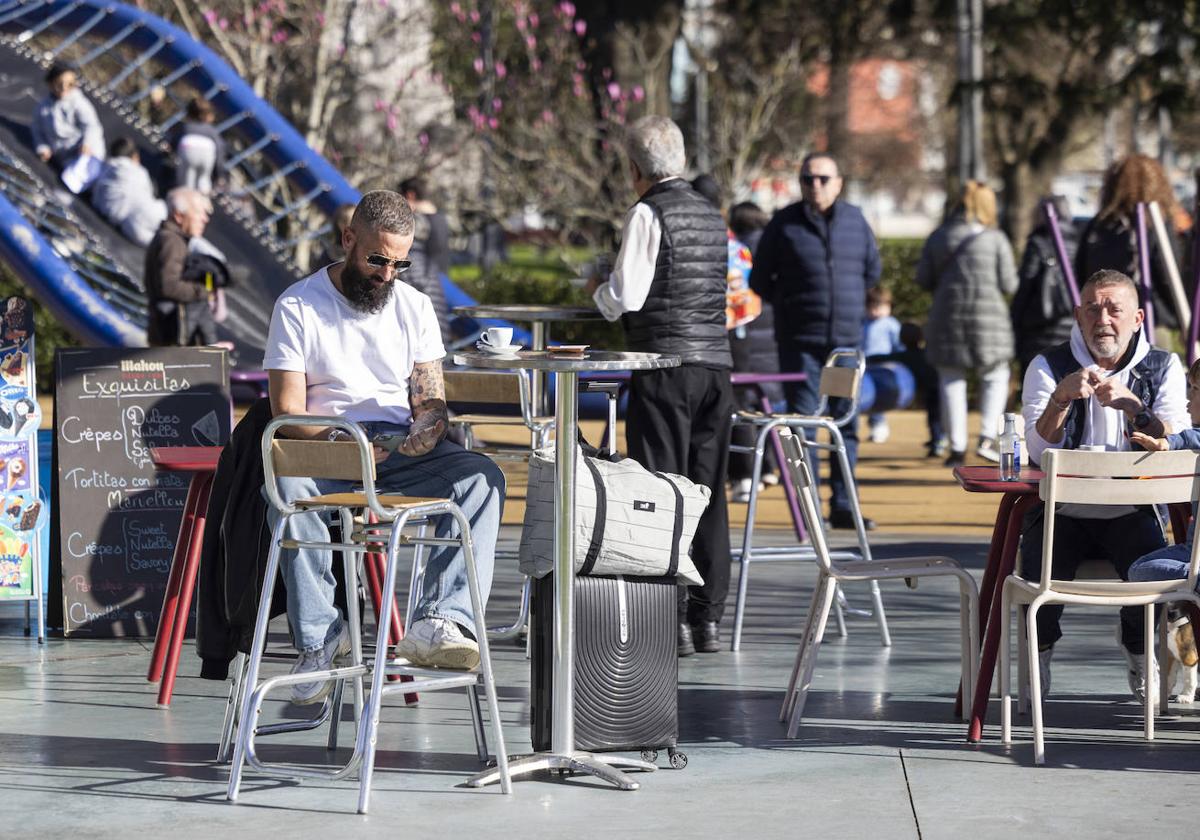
[266, 424, 505, 651]
[778, 345, 859, 514]
[1129, 520, 1197, 589]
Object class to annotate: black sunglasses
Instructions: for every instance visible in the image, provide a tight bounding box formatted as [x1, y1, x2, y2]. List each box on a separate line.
[800, 174, 834, 186]
[365, 253, 412, 273]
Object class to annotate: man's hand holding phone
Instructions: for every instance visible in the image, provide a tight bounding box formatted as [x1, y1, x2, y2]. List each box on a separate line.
[371, 432, 404, 462]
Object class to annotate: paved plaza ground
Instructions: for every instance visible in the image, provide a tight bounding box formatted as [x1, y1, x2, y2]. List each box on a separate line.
[0, 411, 1196, 837]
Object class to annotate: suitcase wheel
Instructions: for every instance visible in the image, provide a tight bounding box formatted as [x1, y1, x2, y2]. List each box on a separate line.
[640, 749, 659, 763]
[668, 747, 688, 770]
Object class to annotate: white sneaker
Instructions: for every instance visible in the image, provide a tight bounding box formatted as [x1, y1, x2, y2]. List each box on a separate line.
[290, 623, 352, 705]
[396, 617, 480, 670]
[731, 478, 754, 503]
[1037, 646, 1053, 699]
[975, 437, 1001, 463]
[1122, 646, 1158, 704]
[868, 420, 889, 443]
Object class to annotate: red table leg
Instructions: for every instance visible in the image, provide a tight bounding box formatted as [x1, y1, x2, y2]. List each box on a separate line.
[955, 493, 1018, 716]
[968, 494, 1037, 742]
[362, 550, 418, 703]
[156, 473, 214, 707]
[147, 474, 204, 684]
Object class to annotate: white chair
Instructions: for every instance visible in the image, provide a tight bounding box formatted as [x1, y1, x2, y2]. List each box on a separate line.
[729, 347, 890, 651]
[225, 415, 510, 813]
[999, 448, 1200, 765]
[776, 429, 979, 738]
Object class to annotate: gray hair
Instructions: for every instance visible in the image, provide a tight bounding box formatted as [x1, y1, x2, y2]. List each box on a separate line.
[166, 187, 209, 216]
[801, 152, 839, 174]
[351, 190, 414, 237]
[1081, 269, 1139, 300]
[626, 116, 686, 181]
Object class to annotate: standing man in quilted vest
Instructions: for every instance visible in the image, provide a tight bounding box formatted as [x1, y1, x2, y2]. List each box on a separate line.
[1021, 269, 1188, 702]
[749, 153, 881, 530]
[587, 116, 733, 657]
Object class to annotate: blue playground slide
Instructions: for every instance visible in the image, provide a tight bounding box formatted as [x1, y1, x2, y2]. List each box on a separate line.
[0, 0, 519, 364]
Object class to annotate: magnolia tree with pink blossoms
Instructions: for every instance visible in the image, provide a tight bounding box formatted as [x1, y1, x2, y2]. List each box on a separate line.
[432, 0, 661, 247]
[144, 1, 461, 233]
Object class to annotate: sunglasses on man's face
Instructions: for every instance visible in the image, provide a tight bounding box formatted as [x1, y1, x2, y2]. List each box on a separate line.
[800, 174, 834, 186]
[365, 253, 412, 273]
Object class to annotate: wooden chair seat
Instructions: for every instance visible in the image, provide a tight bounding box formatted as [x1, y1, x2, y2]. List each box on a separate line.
[294, 493, 447, 509]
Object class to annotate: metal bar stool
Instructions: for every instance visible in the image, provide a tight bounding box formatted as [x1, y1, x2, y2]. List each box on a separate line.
[728, 347, 890, 651]
[225, 416, 511, 813]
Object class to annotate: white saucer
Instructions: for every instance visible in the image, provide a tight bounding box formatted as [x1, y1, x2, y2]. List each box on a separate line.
[477, 341, 522, 355]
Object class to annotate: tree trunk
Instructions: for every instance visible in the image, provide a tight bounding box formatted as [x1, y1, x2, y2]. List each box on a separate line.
[999, 156, 1058, 255]
[825, 37, 852, 167]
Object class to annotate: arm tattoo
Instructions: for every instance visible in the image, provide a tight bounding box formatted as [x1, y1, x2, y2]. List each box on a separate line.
[409, 360, 449, 428]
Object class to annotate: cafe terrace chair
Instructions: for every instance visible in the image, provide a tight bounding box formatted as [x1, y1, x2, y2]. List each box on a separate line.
[225, 415, 511, 813]
[999, 448, 1200, 765]
[728, 347, 890, 652]
[444, 368, 554, 457]
[776, 429, 979, 738]
[440, 368, 621, 645]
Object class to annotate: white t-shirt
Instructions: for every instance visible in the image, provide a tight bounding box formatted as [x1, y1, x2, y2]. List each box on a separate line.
[263, 266, 445, 424]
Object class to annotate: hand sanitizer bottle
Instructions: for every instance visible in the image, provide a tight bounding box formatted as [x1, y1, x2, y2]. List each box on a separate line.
[999, 413, 1021, 481]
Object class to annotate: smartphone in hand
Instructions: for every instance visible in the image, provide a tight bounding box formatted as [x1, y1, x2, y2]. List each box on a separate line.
[371, 432, 405, 453]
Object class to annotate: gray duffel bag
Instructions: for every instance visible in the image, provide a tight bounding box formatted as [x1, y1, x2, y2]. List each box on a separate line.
[518, 448, 709, 585]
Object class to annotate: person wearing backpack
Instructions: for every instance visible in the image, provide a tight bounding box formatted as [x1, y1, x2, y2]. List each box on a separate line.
[916, 181, 1018, 467]
[1075, 154, 1187, 333]
[1011, 196, 1078, 380]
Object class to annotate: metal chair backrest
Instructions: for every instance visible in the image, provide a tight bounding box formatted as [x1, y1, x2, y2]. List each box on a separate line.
[778, 429, 835, 574]
[444, 369, 535, 424]
[261, 414, 394, 520]
[815, 347, 865, 424]
[1039, 448, 1200, 592]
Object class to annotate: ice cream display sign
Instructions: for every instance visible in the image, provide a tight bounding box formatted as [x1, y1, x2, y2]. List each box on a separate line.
[52, 348, 230, 637]
[0, 296, 42, 604]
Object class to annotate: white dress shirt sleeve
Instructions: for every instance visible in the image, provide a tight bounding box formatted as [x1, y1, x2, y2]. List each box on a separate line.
[592, 202, 662, 322]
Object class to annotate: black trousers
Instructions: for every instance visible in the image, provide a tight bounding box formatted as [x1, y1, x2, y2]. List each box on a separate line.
[1019, 503, 1164, 652]
[626, 365, 733, 624]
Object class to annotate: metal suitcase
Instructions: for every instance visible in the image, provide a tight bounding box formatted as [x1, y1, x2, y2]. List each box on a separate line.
[530, 572, 687, 768]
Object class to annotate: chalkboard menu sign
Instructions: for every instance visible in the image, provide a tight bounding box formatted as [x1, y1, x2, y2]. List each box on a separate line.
[52, 348, 230, 637]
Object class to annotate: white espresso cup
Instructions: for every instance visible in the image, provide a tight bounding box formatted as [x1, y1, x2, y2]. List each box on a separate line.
[480, 326, 513, 348]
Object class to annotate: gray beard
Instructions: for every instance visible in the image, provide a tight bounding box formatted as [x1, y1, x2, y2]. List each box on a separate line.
[341, 261, 393, 314]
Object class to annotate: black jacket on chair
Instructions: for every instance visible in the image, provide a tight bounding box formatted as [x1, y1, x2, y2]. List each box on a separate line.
[196, 398, 353, 680]
[196, 398, 276, 680]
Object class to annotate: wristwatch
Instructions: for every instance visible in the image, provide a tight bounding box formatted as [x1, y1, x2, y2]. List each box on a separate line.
[1132, 410, 1154, 431]
[327, 428, 350, 442]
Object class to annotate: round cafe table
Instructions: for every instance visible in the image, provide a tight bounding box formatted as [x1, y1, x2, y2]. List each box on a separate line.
[453, 304, 603, 412]
[455, 348, 680, 791]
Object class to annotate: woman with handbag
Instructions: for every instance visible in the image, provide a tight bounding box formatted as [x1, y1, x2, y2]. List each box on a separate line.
[917, 181, 1018, 467]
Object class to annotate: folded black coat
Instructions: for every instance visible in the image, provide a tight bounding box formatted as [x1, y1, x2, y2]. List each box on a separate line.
[195, 397, 275, 680]
[196, 398, 355, 680]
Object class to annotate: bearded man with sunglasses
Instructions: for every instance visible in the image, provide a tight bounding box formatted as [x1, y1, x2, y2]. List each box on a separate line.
[749, 152, 881, 530]
[263, 190, 505, 703]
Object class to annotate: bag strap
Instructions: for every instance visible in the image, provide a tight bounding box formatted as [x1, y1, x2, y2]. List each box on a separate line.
[655, 472, 685, 578]
[579, 457, 607, 575]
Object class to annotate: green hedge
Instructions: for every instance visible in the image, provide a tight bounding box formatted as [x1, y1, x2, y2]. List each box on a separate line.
[454, 239, 934, 347]
[878, 239, 930, 324]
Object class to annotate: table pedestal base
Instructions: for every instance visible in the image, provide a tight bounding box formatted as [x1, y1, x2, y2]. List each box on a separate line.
[467, 751, 657, 790]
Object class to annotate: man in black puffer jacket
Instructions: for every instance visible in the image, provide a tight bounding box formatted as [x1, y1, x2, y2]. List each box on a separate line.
[588, 116, 732, 656]
[750, 153, 881, 530]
